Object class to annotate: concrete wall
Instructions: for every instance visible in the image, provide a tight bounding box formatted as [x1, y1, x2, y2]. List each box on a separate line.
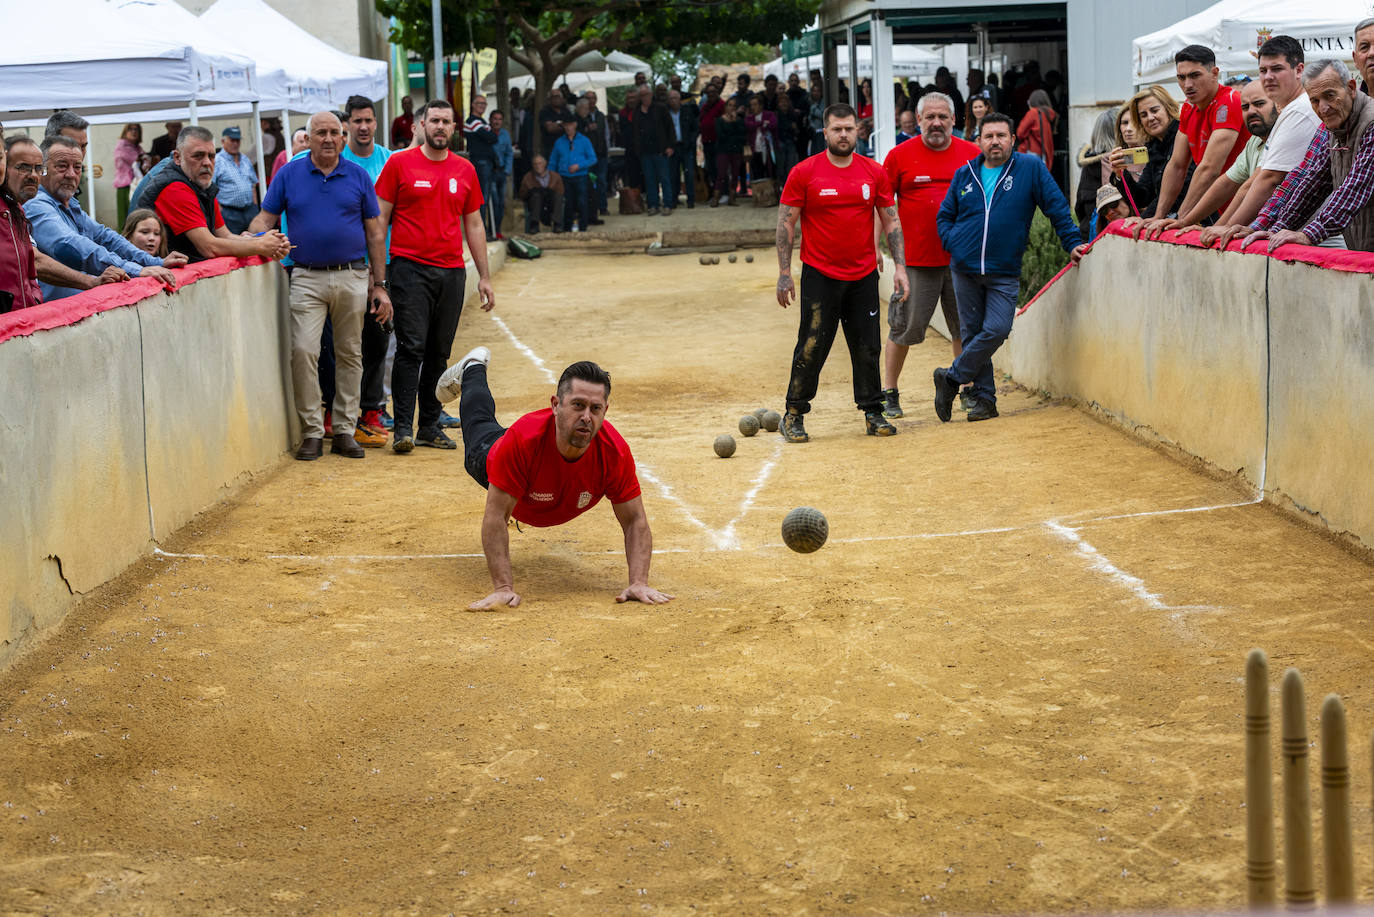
[1002, 233, 1374, 551]
[0, 263, 293, 668]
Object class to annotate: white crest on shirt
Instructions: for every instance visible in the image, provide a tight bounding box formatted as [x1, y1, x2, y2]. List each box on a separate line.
[577, 491, 592, 509]
[862, 182, 871, 200]
[449, 177, 458, 193]
[1216, 104, 1229, 122]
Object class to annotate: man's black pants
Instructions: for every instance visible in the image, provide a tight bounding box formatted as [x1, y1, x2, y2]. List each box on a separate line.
[390, 256, 466, 436]
[458, 364, 506, 488]
[784, 264, 882, 415]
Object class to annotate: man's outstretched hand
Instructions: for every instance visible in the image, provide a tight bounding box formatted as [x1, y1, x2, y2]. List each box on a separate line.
[470, 588, 521, 610]
[616, 583, 675, 605]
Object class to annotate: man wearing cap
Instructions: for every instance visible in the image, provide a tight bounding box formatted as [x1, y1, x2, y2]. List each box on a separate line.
[248, 111, 391, 462]
[215, 126, 260, 234]
[547, 114, 597, 233]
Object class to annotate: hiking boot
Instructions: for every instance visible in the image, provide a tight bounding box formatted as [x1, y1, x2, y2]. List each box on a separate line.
[392, 433, 414, 454]
[360, 409, 388, 435]
[959, 389, 973, 413]
[780, 411, 809, 443]
[323, 407, 333, 437]
[865, 411, 898, 436]
[379, 409, 394, 430]
[417, 427, 457, 449]
[881, 387, 903, 418]
[933, 367, 959, 422]
[967, 398, 1000, 422]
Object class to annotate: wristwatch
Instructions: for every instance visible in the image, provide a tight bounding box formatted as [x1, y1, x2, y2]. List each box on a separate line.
[374, 279, 389, 291]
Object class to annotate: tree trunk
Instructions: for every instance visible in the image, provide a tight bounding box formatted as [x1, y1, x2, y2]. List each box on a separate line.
[495, 10, 511, 116]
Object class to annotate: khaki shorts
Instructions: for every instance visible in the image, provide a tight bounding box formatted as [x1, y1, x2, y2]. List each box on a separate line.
[888, 265, 958, 346]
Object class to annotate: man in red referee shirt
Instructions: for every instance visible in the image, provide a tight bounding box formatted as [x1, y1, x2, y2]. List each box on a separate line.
[434, 347, 673, 610]
[1135, 44, 1249, 236]
[375, 99, 495, 454]
[880, 91, 980, 418]
[776, 102, 909, 442]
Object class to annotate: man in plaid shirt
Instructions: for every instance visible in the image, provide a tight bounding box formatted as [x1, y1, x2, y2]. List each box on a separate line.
[1223, 60, 1374, 252]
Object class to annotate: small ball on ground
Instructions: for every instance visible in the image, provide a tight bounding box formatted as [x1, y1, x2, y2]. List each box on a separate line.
[713, 434, 736, 458]
[711, 256, 720, 264]
[738, 414, 760, 437]
[745, 254, 754, 263]
[761, 410, 781, 432]
[782, 507, 828, 553]
[728, 254, 738, 263]
[699, 255, 709, 265]
[752, 407, 768, 421]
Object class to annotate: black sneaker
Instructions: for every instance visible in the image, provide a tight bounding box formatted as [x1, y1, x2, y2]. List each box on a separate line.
[967, 398, 1000, 422]
[959, 389, 973, 412]
[865, 411, 898, 436]
[933, 368, 959, 422]
[780, 411, 809, 443]
[417, 427, 457, 449]
[881, 387, 903, 418]
[392, 432, 415, 454]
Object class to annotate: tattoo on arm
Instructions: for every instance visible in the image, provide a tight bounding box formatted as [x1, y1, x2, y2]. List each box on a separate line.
[776, 204, 795, 272]
[882, 206, 904, 268]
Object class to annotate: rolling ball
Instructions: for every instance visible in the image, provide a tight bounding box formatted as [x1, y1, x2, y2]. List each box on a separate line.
[781, 507, 829, 553]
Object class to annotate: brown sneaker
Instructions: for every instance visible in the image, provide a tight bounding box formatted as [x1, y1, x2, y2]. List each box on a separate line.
[354, 425, 387, 448]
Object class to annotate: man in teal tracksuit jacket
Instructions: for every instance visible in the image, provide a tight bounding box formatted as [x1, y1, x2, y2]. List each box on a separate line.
[933, 112, 1084, 422]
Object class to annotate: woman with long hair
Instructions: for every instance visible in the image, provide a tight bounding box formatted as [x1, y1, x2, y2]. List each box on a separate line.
[1074, 107, 1119, 226]
[113, 123, 144, 227]
[1015, 89, 1057, 166]
[964, 96, 990, 140]
[858, 78, 874, 120]
[1107, 85, 1189, 218]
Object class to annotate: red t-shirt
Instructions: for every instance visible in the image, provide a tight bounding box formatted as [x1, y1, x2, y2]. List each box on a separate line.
[375, 148, 483, 268]
[883, 135, 981, 268]
[486, 409, 641, 527]
[1180, 85, 1249, 172]
[780, 152, 895, 281]
[154, 182, 225, 235]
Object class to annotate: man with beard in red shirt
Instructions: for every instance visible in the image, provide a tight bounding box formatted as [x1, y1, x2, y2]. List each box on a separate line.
[435, 347, 674, 610]
[879, 91, 981, 418]
[775, 102, 909, 442]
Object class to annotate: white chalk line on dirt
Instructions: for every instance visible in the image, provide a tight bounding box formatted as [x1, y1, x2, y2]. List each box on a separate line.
[1043, 521, 1167, 609]
[489, 315, 558, 386]
[152, 546, 697, 563]
[715, 442, 784, 550]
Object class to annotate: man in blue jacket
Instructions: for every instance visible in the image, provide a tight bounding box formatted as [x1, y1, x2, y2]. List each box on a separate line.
[933, 112, 1083, 422]
[547, 115, 598, 232]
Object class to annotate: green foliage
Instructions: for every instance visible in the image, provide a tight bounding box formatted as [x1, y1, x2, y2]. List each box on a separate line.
[648, 42, 777, 85]
[1018, 211, 1071, 307]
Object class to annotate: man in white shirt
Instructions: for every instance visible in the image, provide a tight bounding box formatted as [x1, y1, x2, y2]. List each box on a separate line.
[1198, 35, 1323, 246]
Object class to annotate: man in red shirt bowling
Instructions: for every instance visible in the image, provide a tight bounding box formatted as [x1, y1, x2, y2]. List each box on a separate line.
[435, 348, 674, 610]
[775, 102, 909, 442]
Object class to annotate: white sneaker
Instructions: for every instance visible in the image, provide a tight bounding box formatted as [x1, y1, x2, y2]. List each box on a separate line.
[434, 346, 491, 404]
[717, 194, 729, 206]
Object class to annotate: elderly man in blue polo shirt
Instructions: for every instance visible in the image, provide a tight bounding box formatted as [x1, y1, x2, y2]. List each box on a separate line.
[249, 111, 393, 462]
[25, 136, 186, 299]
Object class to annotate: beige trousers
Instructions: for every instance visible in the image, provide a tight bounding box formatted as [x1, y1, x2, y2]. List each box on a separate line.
[289, 266, 367, 438]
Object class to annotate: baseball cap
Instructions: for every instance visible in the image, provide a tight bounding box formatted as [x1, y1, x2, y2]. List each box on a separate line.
[221, 126, 242, 139]
[1095, 183, 1123, 211]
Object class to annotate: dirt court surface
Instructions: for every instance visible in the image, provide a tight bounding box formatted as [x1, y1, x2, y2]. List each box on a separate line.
[3, 251, 1374, 916]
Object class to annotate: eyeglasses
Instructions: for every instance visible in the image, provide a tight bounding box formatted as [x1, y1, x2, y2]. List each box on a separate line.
[10, 163, 44, 176]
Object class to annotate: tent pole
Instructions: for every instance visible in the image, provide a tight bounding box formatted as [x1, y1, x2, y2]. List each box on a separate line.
[189, 99, 199, 126]
[252, 100, 267, 201]
[382, 92, 390, 149]
[432, 0, 444, 103]
[281, 109, 291, 140]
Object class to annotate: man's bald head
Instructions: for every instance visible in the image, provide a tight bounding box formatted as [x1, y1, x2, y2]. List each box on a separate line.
[308, 110, 344, 165]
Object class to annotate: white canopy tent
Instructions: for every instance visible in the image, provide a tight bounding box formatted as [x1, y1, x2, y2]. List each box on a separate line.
[766, 44, 944, 82]
[480, 50, 650, 93]
[1133, 0, 1373, 85]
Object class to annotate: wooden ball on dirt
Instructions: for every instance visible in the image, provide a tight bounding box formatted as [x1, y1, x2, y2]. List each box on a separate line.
[738, 414, 760, 437]
[761, 410, 781, 432]
[751, 407, 768, 422]
[745, 254, 754, 263]
[714, 434, 736, 458]
[728, 254, 738, 263]
[699, 255, 709, 265]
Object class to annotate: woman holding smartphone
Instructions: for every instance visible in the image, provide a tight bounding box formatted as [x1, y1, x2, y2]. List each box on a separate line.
[1107, 86, 1191, 218]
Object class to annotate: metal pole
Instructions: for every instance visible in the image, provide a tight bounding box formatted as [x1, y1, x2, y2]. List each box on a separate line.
[382, 92, 391, 149]
[252, 100, 268, 200]
[189, 98, 199, 126]
[871, 13, 895, 161]
[846, 25, 857, 107]
[432, 0, 444, 102]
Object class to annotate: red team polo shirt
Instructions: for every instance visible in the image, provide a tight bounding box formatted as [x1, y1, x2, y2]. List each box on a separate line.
[1180, 84, 1249, 172]
[486, 410, 641, 527]
[780, 153, 895, 281]
[374, 147, 483, 268]
[154, 182, 225, 235]
[882, 135, 981, 268]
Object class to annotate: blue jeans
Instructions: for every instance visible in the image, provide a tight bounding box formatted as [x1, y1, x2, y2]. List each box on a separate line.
[562, 174, 589, 230]
[669, 148, 695, 206]
[948, 270, 1022, 405]
[641, 153, 671, 210]
[488, 171, 507, 235]
[473, 159, 496, 236]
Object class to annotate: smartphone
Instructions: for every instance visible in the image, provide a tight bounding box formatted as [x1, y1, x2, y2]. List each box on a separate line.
[1123, 146, 1149, 165]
